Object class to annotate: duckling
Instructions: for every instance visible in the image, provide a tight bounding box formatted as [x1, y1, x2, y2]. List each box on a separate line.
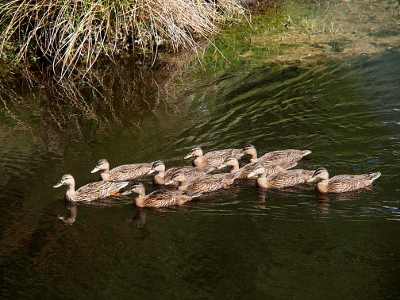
[165, 170, 239, 193]
[122, 182, 202, 208]
[91, 159, 154, 181]
[53, 174, 129, 202]
[241, 144, 312, 164]
[247, 163, 316, 189]
[217, 155, 298, 179]
[147, 160, 215, 185]
[308, 167, 381, 194]
[184, 145, 243, 167]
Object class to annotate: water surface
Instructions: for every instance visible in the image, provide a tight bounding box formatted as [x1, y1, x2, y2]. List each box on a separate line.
[1, 0, 400, 299]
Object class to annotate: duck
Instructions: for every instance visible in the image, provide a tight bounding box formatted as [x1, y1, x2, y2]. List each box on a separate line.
[247, 163, 316, 189]
[165, 170, 239, 192]
[241, 144, 312, 164]
[91, 159, 154, 181]
[53, 174, 129, 202]
[184, 145, 243, 167]
[217, 155, 298, 179]
[307, 167, 381, 193]
[122, 182, 203, 208]
[146, 160, 215, 185]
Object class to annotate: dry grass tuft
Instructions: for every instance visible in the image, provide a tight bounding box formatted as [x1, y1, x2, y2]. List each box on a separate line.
[0, 0, 244, 78]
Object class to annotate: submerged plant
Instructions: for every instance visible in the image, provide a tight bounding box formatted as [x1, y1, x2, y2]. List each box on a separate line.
[0, 0, 244, 78]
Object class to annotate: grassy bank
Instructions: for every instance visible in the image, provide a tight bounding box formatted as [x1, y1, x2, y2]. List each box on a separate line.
[0, 0, 245, 78]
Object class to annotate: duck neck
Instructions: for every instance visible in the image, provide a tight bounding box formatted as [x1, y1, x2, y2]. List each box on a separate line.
[256, 172, 269, 189]
[230, 162, 240, 172]
[154, 170, 165, 184]
[100, 171, 111, 181]
[193, 156, 204, 167]
[135, 197, 146, 207]
[316, 179, 329, 193]
[65, 184, 77, 202]
[134, 188, 147, 207]
[176, 179, 188, 190]
[250, 157, 258, 163]
[246, 150, 258, 163]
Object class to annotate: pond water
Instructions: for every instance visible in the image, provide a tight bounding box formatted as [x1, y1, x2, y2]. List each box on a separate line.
[1, 0, 400, 299]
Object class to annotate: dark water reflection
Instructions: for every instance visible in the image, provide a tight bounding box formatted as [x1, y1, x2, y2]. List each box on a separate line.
[1, 27, 400, 300]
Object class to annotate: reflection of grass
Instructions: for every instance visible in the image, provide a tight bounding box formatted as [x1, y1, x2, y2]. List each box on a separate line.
[0, 55, 196, 151]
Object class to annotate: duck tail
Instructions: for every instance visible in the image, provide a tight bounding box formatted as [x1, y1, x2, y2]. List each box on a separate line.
[283, 161, 298, 170]
[186, 190, 203, 198]
[301, 150, 312, 157]
[369, 172, 381, 181]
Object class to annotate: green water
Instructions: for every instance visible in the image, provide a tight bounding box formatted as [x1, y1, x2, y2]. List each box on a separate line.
[1, 1, 400, 299]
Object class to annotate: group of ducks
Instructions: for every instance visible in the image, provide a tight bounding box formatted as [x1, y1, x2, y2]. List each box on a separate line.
[53, 144, 381, 208]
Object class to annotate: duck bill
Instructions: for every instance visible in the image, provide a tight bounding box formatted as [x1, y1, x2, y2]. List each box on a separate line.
[184, 154, 192, 159]
[147, 169, 155, 175]
[53, 181, 63, 188]
[247, 171, 256, 178]
[306, 177, 319, 183]
[121, 189, 132, 196]
[91, 167, 100, 173]
[164, 180, 175, 185]
[217, 164, 227, 170]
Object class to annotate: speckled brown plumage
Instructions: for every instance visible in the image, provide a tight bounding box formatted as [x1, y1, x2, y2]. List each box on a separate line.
[241, 144, 312, 164]
[166, 170, 239, 193]
[218, 155, 298, 179]
[53, 174, 129, 202]
[122, 182, 202, 208]
[91, 159, 154, 181]
[310, 167, 381, 193]
[248, 163, 316, 189]
[184, 145, 243, 167]
[147, 160, 215, 185]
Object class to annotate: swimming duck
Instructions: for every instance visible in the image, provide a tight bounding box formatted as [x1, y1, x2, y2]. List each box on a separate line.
[184, 145, 243, 167]
[241, 144, 312, 164]
[307, 167, 381, 193]
[247, 163, 316, 189]
[122, 182, 203, 208]
[165, 170, 239, 192]
[217, 155, 298, 179]
[91, 159, 154, 181]
[147, 160, 215, 185]
[53, 174, 129, 202]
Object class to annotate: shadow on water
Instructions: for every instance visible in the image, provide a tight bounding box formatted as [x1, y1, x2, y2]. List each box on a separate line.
[1, 0, 400, 299]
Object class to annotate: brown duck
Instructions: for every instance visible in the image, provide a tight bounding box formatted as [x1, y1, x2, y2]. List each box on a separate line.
[217, 155, 298, 179]
[147, 160, 215, 185]
[184, 145, 243, 167]
[91, 159, 154, 181]
[247, 163, 316, 189]
[53, 174, 129, 202]
[165, 170, 239, 193]
[122, 182, 202, 208]
[307, 167, 381, 193]
[241, 144, 311, 164]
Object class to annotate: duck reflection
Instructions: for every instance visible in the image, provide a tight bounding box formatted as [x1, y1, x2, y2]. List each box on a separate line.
[124, 205, 194, 229]
[56, 196, 128, 225]
[254, 184, 314, 203]
[125, 207, 147, 229]
[57, 203, 78, 225]
[315, 189, 371, 215]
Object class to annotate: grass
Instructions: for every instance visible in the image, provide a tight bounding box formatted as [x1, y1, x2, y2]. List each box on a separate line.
[0, 0, 245, 78]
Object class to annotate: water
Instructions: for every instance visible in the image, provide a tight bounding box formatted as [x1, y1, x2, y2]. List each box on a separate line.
[1, 0, 400, 299]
